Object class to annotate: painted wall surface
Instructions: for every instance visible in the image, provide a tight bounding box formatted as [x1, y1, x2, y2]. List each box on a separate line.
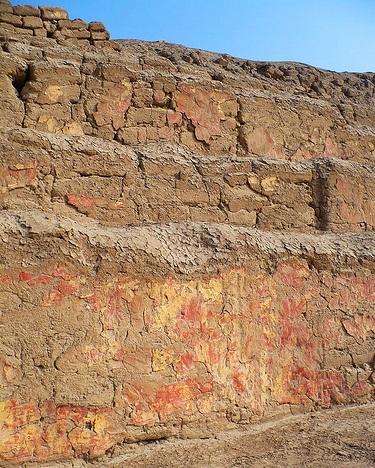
[0, 262, 374, 463]
[0, 2, 374, 465]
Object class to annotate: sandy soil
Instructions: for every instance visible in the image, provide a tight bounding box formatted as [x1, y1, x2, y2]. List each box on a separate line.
[31, 402, 375, 468]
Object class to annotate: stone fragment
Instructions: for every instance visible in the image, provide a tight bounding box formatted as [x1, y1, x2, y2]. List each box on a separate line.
[43, 20, 56, 34]
[90, 82, 132, 130]
[57, 27, 90, 39]
[240, 126, 275, 155]
[90, 30, 110, 41]
[117, 127, 143, 145]
[66, 193, 96, 214]
[126, 107, 167, 127]
[3, 41, 43, 60]
[228, 209, 257, 225]
[0, 22, 33, 37]
[29, 58, 82, 84]
[153, 88, 167, 106]
[13, 4, 40, 16]
[22, 15, 43, 29]
[224, 173, 248, 187]
[0, 0, 12, 13]
[35, 83, 81, 105]
[33, 28, 47, 37]
[88, 21, 106, 31]
[58, 18, 88, 30]
[107, 40, 121, 51]
[0, 12, 22, 26]
[261, 176, 279, 195]
[39, 6, 69, 20]
[60, 120, 83, 135]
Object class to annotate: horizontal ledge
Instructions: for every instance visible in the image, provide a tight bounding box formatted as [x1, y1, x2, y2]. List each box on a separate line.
[1, 210, 374, 277]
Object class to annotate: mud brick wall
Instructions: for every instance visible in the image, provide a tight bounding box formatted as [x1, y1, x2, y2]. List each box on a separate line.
[0, 216, 374, 464]
[0, 0, 375, 162]
[0, 1, 374, 465]
[0, 129, 374, 232]
[13, 58, 375, 163]
[0, 1, 110, 46]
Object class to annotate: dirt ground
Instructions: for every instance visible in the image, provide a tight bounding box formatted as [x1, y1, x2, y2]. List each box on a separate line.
[28, 402, 375, 468]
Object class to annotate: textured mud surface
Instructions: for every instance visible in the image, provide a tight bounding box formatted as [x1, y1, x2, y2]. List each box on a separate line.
[0, 214, 374, 465]
[0, 0, 374, 466]
[21, 403, 375, 467]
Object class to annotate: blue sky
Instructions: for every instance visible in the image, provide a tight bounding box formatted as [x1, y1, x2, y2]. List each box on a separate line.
[10, 0, 375, 72]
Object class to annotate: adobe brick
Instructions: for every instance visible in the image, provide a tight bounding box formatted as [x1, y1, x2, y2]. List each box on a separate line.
[33, 28, 47, 37]
[0, 0, 12, 13]
[59, 27, 90, 39]
[58, 18, 88, 30]
[90, 30, 110, 41]
[13, 5, 40, 17]
[0, 12, 22, 26]
[88, 21, 106, 32]
[22, 16, 43, 29]
[39, 6, 69, 21]
[43, 21, 57, 34]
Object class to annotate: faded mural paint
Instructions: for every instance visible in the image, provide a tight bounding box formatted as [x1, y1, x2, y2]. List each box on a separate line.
[0, 261, 374, 463]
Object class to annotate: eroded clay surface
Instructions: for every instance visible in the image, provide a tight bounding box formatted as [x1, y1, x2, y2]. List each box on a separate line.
[0, 0, 374, 465]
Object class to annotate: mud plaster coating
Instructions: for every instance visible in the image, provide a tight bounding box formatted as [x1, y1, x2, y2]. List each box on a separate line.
[0, 0, 374, 465]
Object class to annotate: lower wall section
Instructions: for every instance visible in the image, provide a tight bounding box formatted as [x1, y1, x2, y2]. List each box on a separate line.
[0, 262, 374, 464]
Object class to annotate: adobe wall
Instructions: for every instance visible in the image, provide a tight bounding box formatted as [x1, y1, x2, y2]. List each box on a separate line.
[0, 1, 111, 45]
[0, 215, 374, 463]
[1, 128, 374, 231]
[1, 1, 375, 165]
[0, 0, 374, 465]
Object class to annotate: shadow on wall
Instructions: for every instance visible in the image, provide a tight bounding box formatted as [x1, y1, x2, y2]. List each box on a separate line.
[313, 159, 334, 231]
